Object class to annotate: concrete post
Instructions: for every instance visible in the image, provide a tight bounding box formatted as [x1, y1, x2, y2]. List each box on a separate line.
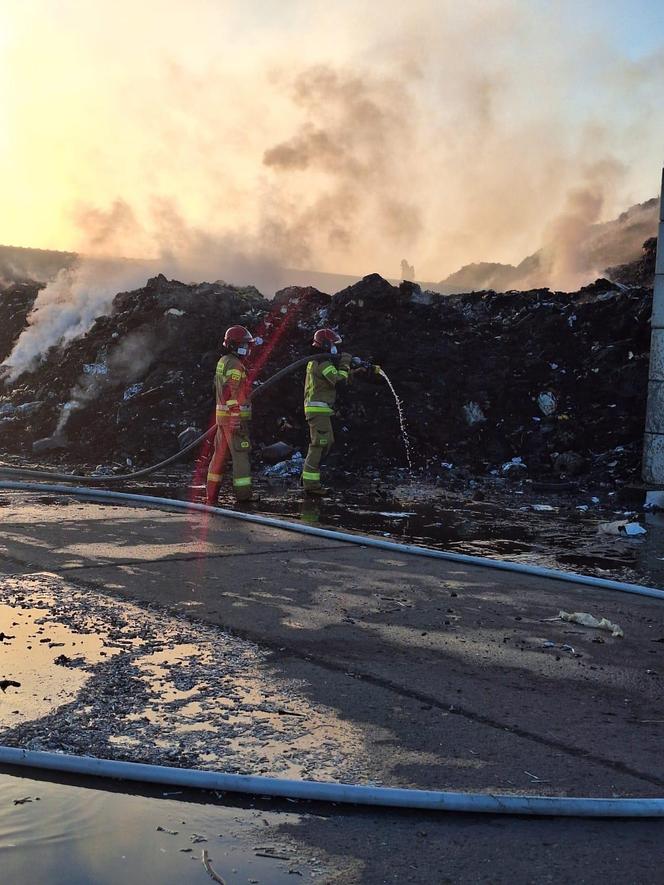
[643, 168, 664, 494]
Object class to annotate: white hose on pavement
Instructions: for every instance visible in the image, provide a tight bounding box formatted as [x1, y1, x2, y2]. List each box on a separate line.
[0, 747, 662, 817]
[1, 479, 663, 600]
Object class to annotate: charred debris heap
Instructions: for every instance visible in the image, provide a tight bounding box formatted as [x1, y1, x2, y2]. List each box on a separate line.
[0, 242, 656, 486]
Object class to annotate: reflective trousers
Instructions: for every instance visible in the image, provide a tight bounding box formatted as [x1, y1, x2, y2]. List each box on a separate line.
[302, 414, 334, 490]
[206, 418, 251, 503]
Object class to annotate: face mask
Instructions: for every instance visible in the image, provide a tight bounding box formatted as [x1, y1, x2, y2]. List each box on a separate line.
[330, 345, 338, 355]
[237, 346, 248, 356]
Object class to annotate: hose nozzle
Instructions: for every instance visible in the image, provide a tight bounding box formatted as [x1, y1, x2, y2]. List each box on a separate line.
[351, 357, 382, 376]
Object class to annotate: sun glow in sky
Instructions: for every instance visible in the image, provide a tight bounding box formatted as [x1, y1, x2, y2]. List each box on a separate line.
[1, 0, 663, 281]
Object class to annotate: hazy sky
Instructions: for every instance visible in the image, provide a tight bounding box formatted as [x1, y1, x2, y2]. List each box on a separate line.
[1, 0, 663, 280]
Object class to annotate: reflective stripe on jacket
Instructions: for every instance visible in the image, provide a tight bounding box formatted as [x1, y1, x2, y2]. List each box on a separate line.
[303, 358, 350, 417]
[215, 354, 251, 420]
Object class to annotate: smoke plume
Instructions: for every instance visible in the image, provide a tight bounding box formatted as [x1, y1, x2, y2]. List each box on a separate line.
[1, 0, 663, 365]
[2, 198, 285, 380]
[261, 65, 423, 266]
[55, 328, 163, 436]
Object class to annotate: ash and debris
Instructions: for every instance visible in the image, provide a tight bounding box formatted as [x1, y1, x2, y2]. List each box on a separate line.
[0, 237, 656, 490]
[0, 573, 365, 777]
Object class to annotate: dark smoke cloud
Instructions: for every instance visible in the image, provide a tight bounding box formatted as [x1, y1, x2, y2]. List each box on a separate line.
[262, 65, 423, 267]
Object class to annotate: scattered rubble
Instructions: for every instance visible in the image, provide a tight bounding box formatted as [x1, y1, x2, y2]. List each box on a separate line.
[606, 237, 657, 289]
[0, 573, 366, 777]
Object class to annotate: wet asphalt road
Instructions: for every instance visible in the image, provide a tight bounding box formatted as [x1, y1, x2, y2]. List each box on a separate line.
[0, 490, 663, 883]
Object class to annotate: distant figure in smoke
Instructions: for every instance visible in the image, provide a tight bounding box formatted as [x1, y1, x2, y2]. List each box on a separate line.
[302, 328, 375, 496]
[206, 326, 254, 505]
[401, 259, 415, 282]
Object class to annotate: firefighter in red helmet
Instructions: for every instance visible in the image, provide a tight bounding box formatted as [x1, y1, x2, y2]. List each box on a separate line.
[206, 325, 254, 505]
[301, 328, 352, 495]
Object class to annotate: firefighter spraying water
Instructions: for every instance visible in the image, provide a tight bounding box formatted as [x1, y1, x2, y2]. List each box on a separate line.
[302, 328, 382, 496]
[0, 318, 412, 502]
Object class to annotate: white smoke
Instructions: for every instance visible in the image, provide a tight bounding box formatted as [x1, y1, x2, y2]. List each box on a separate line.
[3, 258, 153, 382]
[2, 198, 286, 382]
[55, 328, 163, 436]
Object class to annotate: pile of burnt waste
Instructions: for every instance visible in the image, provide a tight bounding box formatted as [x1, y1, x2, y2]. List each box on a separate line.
[0, 244, 655, 486]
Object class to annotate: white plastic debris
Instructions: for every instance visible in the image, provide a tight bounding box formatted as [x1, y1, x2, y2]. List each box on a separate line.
[263, 451, 304, 478]
[501, 456, 526, 475]
[123, 383, 144, 401]
[92, 465, 115, 476]
[83, 363, 108, 376]
[15, 401, 43, 416]
[537, 391, 557, 416]
[165, 308, 185, 317]
[531, 503, 555, 512]
[622, 522, 646, 536]
[378, 512, 417, 518]
[463, 402, 485, 426]
[599, 520, 646, 536]
[0, 401, 42, 417]
[558, 610, 624, 638]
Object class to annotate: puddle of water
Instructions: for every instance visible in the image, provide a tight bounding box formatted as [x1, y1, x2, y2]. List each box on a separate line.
[0, 575, 365, 781]
[0, 771, 317, 883]
[0, 604, 110, 723]
[125, 474, 664, 589]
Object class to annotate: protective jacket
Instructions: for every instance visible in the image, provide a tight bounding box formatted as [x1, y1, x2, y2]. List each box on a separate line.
[206, 352, 252, 504]
[215, 353, 251, 420]
[303, 356, 351, 417]
[301, 354, 351, 492]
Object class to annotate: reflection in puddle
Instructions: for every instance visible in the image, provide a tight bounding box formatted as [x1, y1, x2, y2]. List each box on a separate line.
[0, 604, 110, 723]
[0, 772, 320, 883]
[117, 472, 664, 588]
[0, 574, 365, 781]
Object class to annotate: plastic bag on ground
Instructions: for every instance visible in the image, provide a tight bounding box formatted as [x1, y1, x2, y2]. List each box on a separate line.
[558, 610, 624, 638]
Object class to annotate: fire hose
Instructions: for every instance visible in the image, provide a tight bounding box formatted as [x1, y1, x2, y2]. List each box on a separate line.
[1, 746, 663, 816]
[0, 353, 329, 484]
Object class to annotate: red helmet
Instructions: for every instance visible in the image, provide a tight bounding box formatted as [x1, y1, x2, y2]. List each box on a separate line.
[223, 325, 254, 348]
[312, 328, 342, 349]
